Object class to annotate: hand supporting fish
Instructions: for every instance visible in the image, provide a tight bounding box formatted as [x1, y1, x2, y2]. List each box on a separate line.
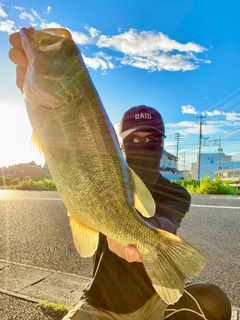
[19, 27, 207, 305]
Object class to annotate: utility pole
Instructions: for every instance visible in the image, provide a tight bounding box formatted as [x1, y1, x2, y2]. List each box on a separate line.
[218, 137, 222, 173]
[175, 133, 181, 159]
[175, 133, 182, 168]
[182, 152, 186, 180]
[197, 114, 207, 180]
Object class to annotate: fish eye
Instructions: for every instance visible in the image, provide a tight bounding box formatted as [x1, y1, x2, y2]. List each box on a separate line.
[67, 48, 79, 57]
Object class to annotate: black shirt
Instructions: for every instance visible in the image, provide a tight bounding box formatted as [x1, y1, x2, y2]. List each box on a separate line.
[82, 173, 191, 314]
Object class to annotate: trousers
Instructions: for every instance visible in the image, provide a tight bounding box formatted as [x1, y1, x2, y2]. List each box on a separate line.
[62, 283, 232, 320]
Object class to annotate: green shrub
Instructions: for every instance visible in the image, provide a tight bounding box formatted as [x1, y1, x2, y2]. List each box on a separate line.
[0, 176, 20, 186]
[1, 174, 239, 194]
[37, 301, 70, 319]
[0, 176, 56, 190]
[174, 174, 240, 195]
[40, 178, 57, 190]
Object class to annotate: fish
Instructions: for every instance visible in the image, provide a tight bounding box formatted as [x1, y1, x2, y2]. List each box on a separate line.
[20, 27, 207, 305]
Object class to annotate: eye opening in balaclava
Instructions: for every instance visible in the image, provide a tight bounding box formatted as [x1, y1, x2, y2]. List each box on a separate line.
[121, 130, 164, 187]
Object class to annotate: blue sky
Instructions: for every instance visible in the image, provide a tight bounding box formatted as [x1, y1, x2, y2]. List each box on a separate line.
[0, 0, 240, 169]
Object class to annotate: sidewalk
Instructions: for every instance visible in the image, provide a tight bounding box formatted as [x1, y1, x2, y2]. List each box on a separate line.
[0, 259, 239, 319]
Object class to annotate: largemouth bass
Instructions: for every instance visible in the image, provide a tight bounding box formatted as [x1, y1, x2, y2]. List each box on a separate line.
[20, 27, 206, 305]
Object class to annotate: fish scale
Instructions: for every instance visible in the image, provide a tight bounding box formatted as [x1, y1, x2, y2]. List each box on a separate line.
[20, 27, 207, 305]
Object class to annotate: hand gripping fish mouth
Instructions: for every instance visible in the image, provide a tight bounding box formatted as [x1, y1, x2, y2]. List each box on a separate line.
[20, 27, 207, 305]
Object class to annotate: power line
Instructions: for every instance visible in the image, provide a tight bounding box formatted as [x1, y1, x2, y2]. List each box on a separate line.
[205, 87, 240, 112]
[208, 127, 240, 141]
[214, 96, 240, 112]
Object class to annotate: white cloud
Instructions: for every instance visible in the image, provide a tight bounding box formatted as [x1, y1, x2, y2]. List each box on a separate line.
[82, 53, 115, 71]
[203, 110, 240, 121]
[71, 30, 90, 45]
[0, 3, 7, 18]
[121, 53, 200, 72]
[166, 120, 222, 136]
[0, 20, 15, 34]
[31, 9, 41, 19]
[182, 104, 240, 123]
[40, 21, 62, 29]
[85, 26, 100, 39]
[97, 29, 206, 56]
[165, 121, 199, 135]
[94, 29, 209, 72]
[13, 6, 24, 10]
[2, 6, 210, 73]
[225, 113, 240, 121]
[181, 105, 198, 114]
[44, 6, 52, 14]
[19, 11, 35, 22]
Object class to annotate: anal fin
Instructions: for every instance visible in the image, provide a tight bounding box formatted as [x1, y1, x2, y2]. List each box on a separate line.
[129, 167, 156, 218]
[68, 212, 99, 257]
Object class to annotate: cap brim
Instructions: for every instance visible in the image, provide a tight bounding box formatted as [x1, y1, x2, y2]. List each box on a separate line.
[120, 126, 166, 139]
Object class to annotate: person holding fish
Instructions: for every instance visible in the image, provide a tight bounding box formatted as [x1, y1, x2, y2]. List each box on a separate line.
[9, 28, 231, 320]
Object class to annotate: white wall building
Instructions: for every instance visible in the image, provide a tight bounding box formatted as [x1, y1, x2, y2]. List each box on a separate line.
[189, 163, 197, 180]
[190, 152, 240, 180]
[160, 150, 181, 180]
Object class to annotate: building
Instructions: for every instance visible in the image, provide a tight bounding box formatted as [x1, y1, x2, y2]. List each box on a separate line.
[1, 161, 51, 179]
[160, 150, 181, 180]
[189, 163, 197, 180]
[216, 168, 240, 182]
[190, 152, 240, 180]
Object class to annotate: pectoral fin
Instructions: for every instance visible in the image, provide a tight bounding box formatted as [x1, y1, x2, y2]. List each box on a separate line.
[68, 212, 99, 257]
[31, 131, 44, 154]
[129, 167, 156, 218]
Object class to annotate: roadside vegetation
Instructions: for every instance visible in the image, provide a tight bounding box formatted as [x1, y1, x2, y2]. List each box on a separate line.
[0, 173, 239, 194]
[0, 176, 57, 190]
[37, 301, 70, 319]
[173, 174, 240, 195]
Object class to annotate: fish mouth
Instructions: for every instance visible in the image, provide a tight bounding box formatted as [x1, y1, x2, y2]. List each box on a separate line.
[21, 27, 76, 110]
[20, 28, 37, 65]
[20, 28, 73, 64]
[20, 27, 72, 41]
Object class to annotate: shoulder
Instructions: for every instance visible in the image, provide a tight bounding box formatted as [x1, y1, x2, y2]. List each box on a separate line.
[152, 174, 191, 202]
[157, 173, 189, 191]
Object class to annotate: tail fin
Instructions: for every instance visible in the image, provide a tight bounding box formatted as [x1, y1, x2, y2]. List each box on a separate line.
[142, 229, 207, 305]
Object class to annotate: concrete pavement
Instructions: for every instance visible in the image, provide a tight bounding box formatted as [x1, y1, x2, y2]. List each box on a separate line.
[0, 259, 239, 319]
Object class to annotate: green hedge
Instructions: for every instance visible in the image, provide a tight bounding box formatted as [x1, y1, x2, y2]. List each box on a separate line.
[172, 174, 240, 195]
[0, 176, 56, 190]
[1, 174, 239, 194]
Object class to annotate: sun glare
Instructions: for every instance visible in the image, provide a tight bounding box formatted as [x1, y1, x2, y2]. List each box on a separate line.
[0, 103, 44, 168]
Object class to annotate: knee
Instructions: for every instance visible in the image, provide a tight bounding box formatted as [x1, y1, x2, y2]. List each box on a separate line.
[185, 283, 232, 320]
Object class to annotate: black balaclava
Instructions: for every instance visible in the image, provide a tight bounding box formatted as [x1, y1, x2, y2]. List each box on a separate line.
[121, 142, 163, 187]
[119, 105, 166, 188]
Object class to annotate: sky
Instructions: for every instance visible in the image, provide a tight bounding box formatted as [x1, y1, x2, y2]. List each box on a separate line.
[0, 0, 240, 170]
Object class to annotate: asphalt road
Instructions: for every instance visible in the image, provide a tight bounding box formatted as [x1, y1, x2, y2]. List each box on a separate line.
[0, 190, 239, 310]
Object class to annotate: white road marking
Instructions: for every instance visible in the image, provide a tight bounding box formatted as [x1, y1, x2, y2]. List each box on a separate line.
[20, 197, 62, 201]
[191, 204, 240, 209]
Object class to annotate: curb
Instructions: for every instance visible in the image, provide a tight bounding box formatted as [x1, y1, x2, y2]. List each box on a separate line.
[0, 259, 239, 319]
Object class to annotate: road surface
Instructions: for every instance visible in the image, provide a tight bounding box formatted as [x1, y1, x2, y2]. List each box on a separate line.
[0, 190, 239, 308]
